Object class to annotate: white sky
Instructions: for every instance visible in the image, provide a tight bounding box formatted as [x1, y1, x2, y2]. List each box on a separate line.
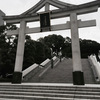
[0, 0, 100, 43]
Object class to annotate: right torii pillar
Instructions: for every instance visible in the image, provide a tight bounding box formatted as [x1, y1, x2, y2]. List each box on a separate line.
[70, 13, 84, 85]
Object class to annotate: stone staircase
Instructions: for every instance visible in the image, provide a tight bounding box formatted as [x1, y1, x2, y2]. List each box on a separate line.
[28, 59, 95, 84]
[0, 83, 100, 99]
[0, 59, 98, 99]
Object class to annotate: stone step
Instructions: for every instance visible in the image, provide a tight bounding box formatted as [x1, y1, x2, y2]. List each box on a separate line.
[0, 93, 99, 100]
[0, 84, 100, 99]
[0, 89, 100, 97]
[0, 90, 99, 99]
[0, 98, 96, 100]
[0, 87, 100, 95]
[0, 94, 77, 100]
[0, 98, 22, 100]
[0, 85, 100, 92]
[0, 85, 99, 92]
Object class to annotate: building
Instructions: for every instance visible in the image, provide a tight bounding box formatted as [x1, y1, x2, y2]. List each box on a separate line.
[0, 10, 5, 26]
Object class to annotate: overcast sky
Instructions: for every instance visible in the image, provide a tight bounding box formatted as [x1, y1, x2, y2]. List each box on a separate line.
[0, 0, 100, 43]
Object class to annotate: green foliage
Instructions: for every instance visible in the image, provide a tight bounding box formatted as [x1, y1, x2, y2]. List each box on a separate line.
[80, 39, 100, 58]
[23, 36, 51, 70]
[38, 35, 72, 58]
[39, 34, 65, 56]
[38, 35, 100, 59]
[0, 25, 51, 76]
[23, 38, 36, 70]
[0, 24, 17, 77]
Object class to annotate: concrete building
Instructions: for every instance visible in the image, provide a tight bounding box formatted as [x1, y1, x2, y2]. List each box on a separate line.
[0, 10, 5, 26]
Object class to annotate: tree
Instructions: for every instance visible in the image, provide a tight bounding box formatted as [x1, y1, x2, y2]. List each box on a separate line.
[0, 24, 17, 77]
[0, 24, 51, 76]
[23, 36, 36, 70]
[23, 35, 51, 70]
[38, 35, 100, 59]
[80, 39, 100, 58]
[39, 34, 65, 55]
[62, 37, 72, 58]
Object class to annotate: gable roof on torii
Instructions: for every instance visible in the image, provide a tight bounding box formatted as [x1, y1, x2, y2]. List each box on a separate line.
[3, 0, 100, 24]
[21, 0, 75, 16]
[4, 0, 75, 17]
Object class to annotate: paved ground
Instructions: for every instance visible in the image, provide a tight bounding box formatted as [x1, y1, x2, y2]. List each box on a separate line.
[82, 59, 95, 84]
[40, 58, 73, 83]
[27, 58, 95, 84]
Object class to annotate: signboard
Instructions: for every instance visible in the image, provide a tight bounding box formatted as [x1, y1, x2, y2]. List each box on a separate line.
[39, 12, 51, 32]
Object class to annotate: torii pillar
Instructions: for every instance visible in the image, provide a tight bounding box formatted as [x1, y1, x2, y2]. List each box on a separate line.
[12, 20, 26, 83]
[70, 13, 84, 85]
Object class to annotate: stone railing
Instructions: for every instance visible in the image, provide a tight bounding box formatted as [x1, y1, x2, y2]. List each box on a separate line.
[88, 55, 100, 82]
[53, 56, 60, 66]
[22, 56, 60, 81]
[39, 59, 51, 68]
[38, 56, 60, 78]
[22, 63, 39, 81]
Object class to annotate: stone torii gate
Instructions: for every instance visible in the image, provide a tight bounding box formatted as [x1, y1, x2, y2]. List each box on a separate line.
[3, 0, 100, 85]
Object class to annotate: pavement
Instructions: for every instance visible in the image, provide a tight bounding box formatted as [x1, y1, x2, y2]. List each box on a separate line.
[26, 58, 95, 84]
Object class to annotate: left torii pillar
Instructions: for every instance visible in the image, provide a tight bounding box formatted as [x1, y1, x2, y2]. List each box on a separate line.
[12, 20, 26, 84]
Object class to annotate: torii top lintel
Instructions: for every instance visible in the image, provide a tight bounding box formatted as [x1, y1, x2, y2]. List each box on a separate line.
[3, 0, 100, 24]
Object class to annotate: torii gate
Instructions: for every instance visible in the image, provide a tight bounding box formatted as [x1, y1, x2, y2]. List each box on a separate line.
[3, 0, 100, 85]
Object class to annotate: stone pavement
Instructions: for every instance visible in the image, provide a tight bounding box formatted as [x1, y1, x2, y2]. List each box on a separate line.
[27, 58, 95, 84]
[40, 58, 73, 83]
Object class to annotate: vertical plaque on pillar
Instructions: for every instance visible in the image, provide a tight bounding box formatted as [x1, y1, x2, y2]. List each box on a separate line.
[39, 12, 51, 32]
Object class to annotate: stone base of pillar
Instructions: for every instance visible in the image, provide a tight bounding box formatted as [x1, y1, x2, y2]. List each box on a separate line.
[12, 72, 22, 84]
[73, 71, 85, 85]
